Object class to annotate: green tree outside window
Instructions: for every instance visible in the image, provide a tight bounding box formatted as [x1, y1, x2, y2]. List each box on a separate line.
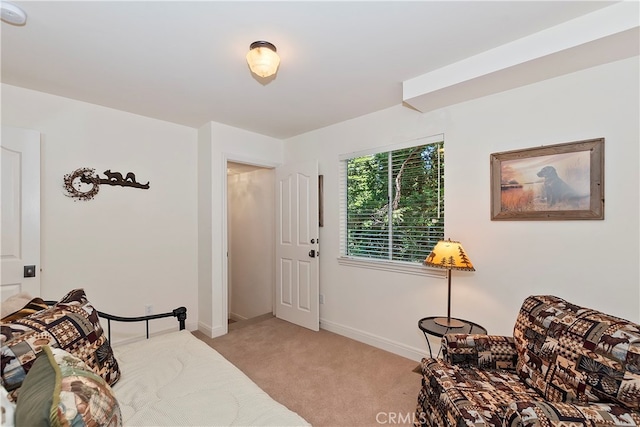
[345, 142, 444, 263]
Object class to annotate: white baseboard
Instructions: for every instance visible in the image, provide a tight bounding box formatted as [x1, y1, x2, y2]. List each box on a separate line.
[198, 320, 227, 338]
[229, 312, 248, 322]
[197, 321, 213, 337]
[185, 320, 198, 332]
[320, 318, 426, 362]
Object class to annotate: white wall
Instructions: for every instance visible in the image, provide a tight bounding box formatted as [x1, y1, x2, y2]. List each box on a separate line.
[3, 56, 637, 360]
[197, 122, 284, 337]
[1, 84, 199, 342]
[284, 57, 640, 360]
[228, 168, 275, 320]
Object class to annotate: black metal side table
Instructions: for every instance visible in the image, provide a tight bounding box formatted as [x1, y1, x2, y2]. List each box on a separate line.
[418, 316, 487, 358]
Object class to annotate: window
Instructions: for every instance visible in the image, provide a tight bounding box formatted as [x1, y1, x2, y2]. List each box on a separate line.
[339, 135, 444, 273]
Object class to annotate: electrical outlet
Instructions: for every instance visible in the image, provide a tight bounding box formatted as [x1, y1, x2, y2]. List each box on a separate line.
[319, 294, 324, 304]
[144, 304, 153, 315]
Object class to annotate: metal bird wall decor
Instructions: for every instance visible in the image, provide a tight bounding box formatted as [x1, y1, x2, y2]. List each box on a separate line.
[63, 167, 150, 201]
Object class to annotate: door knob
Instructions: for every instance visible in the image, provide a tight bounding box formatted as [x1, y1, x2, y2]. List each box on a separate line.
[308, 250, 316, 258]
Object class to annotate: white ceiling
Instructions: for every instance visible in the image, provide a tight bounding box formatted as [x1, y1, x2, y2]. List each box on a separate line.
[0, 1, 624, 139]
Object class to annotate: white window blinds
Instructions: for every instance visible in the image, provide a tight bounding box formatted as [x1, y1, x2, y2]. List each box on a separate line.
[339, 135, 445, 266]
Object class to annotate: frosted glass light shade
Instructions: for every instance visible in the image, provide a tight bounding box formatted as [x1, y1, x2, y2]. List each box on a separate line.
[246, 41, 280, 78]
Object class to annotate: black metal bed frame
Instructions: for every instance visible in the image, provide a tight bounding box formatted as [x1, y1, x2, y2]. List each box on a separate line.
[45, 301, 187, 342]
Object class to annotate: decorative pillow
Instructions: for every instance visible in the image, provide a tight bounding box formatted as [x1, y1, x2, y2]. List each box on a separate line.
[0, 289, 120, 392]
[1, 293, 34, 319]
[14, 346, 122, 427]
[1, 297, 48, 325]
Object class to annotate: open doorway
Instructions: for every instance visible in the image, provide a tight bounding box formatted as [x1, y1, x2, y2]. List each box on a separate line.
[226, 161, 275, 326]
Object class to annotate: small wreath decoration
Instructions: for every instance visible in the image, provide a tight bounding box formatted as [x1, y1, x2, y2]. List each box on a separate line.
[63, 167, 100, 201]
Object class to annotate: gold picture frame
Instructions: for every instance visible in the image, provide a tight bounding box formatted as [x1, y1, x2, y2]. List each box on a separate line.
[490, 138, 604, 220]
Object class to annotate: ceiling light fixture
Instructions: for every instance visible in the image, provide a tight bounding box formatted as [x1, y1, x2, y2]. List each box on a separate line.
[246, 41, 280, 78]
[1, 1, 27, 26]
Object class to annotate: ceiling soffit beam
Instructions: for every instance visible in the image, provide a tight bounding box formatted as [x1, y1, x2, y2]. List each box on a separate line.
[402, 2, 640, 113]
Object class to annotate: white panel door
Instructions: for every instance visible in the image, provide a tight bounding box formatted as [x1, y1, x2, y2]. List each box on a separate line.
[275, 161, 319, 331]
[1, 126, 41, 300]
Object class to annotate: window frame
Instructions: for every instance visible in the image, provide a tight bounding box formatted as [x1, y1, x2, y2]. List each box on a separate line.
[338, 134, 446, 277]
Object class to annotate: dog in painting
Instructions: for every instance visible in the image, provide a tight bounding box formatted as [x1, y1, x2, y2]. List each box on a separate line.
[536, 166, 580, 207]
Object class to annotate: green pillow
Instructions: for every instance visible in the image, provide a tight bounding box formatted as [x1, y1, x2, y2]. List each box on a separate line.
[14, 346, 121, 427]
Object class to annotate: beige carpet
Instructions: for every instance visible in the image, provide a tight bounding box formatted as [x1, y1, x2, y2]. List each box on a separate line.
[193, 317, 421, 427]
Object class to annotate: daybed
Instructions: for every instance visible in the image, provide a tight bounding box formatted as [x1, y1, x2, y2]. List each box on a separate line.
[1, 289, 309, 426]
[416, 295, 640, 427]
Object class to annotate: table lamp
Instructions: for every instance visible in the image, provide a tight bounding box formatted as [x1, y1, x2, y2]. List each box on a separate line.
[424, 238, 475, 327]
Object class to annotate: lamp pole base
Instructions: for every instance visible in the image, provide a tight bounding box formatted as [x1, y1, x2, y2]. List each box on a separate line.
[434, 317, 464, 328]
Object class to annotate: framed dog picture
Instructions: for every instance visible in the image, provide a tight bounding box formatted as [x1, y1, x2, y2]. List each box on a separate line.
[490, 138, 604, 220]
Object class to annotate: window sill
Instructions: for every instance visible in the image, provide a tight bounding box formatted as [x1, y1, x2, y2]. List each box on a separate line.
[337, 257, 446, 278]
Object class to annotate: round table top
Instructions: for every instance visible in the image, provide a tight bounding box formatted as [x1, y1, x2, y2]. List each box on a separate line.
[418, 316, 487, 337]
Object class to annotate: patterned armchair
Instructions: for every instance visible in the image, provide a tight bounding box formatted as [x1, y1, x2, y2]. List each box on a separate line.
[415, 295, 640, 427]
